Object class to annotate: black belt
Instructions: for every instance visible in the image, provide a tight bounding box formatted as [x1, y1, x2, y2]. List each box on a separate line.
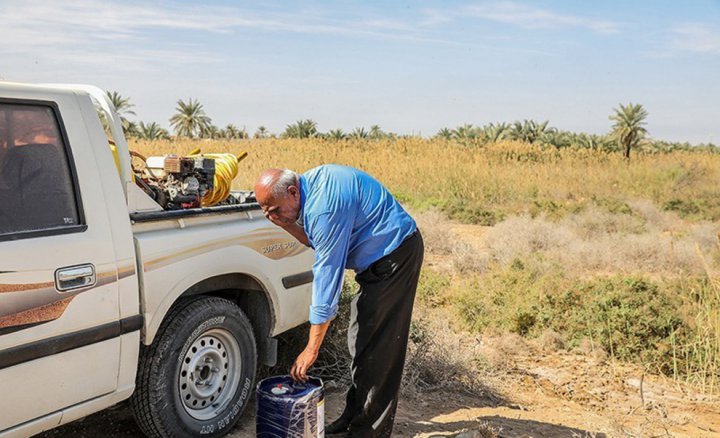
[364, 229, 419, 275]
[402, 228, 418, 243]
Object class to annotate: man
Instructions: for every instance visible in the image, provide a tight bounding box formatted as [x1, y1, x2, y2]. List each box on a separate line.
[254, 164, 424, 437]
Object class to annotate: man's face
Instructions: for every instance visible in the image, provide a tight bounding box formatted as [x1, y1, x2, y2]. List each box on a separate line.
[257, 185, 301, 226]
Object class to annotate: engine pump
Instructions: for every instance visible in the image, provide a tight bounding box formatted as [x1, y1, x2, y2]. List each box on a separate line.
[142, 155, 216, 209]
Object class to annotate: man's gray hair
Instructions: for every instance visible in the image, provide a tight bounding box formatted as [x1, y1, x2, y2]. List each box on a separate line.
[271, 169, 299, 198]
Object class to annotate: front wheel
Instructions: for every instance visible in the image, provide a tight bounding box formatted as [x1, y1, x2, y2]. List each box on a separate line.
[130, 296, 257, 438]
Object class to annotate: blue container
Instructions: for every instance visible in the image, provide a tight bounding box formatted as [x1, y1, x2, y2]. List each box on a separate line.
[256, 375, 325, 438]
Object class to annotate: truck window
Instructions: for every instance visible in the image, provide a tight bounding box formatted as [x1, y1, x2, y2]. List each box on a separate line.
[0, 103, 82, 239]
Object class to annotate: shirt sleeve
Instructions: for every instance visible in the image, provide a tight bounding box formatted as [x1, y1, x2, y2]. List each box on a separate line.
[307, 211, 353, 324]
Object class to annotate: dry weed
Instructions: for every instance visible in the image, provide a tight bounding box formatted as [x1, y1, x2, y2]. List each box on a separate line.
[573, 338, 609, 362]
[479, 333, 532, 369]
[484, 215, 574, 265]
[451, 240, 490, 274]
[414, 209, 489, 274]
[402, 316, 490, 398]
[415, 209, 456, 256]
[534, 329, 566, 352]
[484, 209, 719, 276]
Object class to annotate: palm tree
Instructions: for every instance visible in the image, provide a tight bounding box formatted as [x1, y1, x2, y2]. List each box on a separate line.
[124, 121, 140, 139]
[452, 124, 479, 140]
[282, 123, 298, 138]
[540, 129, 575, 148]
[283, 120, 318, 139]
[509, 120, 556, 144]
[349, 127, 369, 139]
[575, 133, 608, 150]
[609, 103, 649, 159]
[221, 124, 247, 139]
[328, 129, 347, 141]
[223, 124, 239, 139]
[254, 126, 269, 139]
[435, 128, 453, 140]
[482, 122, 510, 143]
[202, 124, 222, 139]
[369, 125, 385, 140]
[106, 91, 136, 133]
[169, 98, 212, 139]
[138, 122, 170, 140]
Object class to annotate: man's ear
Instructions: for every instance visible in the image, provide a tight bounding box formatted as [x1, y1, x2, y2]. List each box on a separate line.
[288, 185, 299, 198]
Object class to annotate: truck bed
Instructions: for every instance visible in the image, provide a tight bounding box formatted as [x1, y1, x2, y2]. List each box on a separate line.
[130, 191, 260, 223]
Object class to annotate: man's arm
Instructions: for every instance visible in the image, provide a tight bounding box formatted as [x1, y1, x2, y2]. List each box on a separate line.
[290, 212, 353, 382]
[282, 222, 311, 247]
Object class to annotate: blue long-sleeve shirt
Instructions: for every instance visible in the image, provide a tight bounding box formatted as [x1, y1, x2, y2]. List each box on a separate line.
[299, 165, 416, 324]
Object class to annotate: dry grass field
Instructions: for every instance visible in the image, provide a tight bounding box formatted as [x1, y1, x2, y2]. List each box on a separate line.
[131, 138, 720, 224]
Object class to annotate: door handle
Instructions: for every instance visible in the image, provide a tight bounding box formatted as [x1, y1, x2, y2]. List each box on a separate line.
[55, 264, 96, 292]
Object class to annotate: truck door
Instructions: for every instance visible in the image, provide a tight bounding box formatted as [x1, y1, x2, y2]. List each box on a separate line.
[0, 96, 124, 431]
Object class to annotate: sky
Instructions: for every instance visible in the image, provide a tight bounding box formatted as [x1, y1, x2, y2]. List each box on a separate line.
[1, 0, 719, 143]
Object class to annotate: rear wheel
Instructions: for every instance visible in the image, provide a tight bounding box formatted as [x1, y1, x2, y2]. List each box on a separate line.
[130, 296, 257, 438]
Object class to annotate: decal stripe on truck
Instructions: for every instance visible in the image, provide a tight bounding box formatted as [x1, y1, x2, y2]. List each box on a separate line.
[0, 314, 143, 370]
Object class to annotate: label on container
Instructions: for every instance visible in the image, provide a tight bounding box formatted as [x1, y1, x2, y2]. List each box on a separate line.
[317, 398, 325, 437]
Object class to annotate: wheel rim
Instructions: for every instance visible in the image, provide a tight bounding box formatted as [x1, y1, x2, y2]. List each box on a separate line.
[178, 328, 241, 421]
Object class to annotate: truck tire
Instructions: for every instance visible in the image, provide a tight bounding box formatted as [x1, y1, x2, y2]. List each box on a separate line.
[130, 296, 257, 438]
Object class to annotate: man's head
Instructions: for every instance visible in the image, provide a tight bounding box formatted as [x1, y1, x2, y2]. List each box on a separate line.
[254, 168, 302, 226]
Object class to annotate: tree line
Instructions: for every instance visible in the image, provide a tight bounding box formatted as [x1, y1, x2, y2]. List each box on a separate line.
[108, 91, 396, 142]
[435, 105, 648, 159]
[107, 91, 716, 160]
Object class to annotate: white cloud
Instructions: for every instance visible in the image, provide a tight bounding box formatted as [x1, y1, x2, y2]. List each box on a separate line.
[464, 1, 622, 34]
[670, 24, 720, 54]
[0, 0, 562, 75]
[0, 1, 296, 47]
[0, 1, 378, 77]
[0, 0, 457, 47]
[418, 9, 454, 27]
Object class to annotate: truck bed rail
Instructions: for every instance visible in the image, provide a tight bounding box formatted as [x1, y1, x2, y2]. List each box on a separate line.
[130, 203, 261, 223]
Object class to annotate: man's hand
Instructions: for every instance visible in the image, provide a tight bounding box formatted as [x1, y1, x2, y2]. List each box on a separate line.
[263, 211, 310, 246]
[290, 321, 331, 382]
[290, 347, 319, 383]
[263, 210, 287, 228]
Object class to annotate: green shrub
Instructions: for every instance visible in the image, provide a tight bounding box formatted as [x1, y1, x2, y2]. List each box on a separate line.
[528, 199, 586, 220]
[594, 197, 634, 215]
[441, 199, 502, 225]
[455, 262, 688, 374]
[663, 198, 702, 216]
[568, 278, 684, 372]
[416, 269, 451, 307]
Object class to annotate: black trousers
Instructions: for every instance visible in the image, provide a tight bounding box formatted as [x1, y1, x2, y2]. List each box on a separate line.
[340, 230, 424, 437]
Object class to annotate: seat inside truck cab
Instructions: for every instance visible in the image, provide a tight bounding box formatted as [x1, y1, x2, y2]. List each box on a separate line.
[0, 143, 77, 235]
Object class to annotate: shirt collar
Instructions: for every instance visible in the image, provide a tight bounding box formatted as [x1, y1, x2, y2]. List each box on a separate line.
[297, 174, 307, 223]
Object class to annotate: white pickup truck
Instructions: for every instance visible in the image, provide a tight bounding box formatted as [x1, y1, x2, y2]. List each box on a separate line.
[0, 83, 314, 438]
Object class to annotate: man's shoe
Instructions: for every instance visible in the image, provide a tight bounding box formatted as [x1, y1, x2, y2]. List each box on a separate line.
[325, 416, 351, 435]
